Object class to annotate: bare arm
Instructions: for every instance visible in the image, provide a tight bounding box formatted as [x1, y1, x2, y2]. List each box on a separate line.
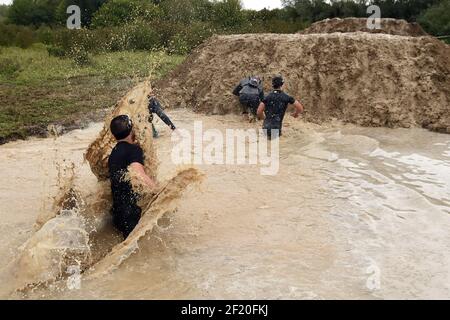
[257, 102, 266, 120]
[130, 162, 157, 190]
[292, 100, 305, 118]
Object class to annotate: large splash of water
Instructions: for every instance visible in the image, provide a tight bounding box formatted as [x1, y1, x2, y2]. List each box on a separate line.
[3, 82, 202, 294]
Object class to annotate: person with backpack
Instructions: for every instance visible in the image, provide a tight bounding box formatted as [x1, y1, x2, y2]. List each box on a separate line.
[233, 76, 264, 122]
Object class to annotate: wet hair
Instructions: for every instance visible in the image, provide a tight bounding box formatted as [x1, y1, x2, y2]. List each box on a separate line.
[110, 115, 133, 140]
[272, 75, 284, 89]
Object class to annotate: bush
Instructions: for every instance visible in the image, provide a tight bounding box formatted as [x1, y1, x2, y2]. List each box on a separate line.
[91, 0, 161, 28]
[0, 23, 37, 47]
[36, 25, 54, 45]
[0, 23, 16, 46]
[418, 0, 450, 37]
[70, 45, 92, 66]
[0, 57, 21, 78]
[167, 34, 190, 55]
[47, 45, 67, 57]
[15, 28, 34, 48]
[183, 21, 215, 48]
[127, 20, 160, 51]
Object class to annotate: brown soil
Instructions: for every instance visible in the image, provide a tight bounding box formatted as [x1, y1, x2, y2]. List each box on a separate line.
[154, 33, 450, 133]
[300, 18, 428, 37]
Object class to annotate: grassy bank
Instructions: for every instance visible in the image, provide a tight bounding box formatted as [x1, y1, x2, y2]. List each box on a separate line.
[0, 44, 184, 143]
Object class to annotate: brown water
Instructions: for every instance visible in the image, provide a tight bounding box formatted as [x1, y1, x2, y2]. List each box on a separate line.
[0, 110, 449, 299]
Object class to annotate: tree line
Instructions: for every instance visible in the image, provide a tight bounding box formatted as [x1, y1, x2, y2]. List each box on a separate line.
[0, 0, 448, 56]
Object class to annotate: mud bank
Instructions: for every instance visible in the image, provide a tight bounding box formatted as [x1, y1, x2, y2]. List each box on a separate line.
[155, 33, 450, 133]
[300, 18, 428, 37]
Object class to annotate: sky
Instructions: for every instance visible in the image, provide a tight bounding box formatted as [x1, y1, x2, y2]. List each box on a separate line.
[242, 0, 283, 10]
[1, 0, 284, 10]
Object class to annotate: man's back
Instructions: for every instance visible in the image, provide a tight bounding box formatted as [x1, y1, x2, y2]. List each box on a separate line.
[263, 90, 295, 122]
[108, 142, 144, 207]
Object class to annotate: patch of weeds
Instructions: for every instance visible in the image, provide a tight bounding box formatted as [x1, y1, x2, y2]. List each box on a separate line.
[0, 57, 21, 78]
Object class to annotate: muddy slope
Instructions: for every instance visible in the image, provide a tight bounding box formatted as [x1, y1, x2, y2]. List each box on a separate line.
[300, 18, 428, 37]
[155, 33, 450, 133]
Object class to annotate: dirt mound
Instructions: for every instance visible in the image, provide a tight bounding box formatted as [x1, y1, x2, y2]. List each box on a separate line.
[154, 33, 450, 133]
[300, 18, 428, 37]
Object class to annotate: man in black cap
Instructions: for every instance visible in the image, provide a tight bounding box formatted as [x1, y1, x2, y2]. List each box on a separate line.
[233, 75, 264, 122]
[108, 115, 157, 238]
[257, 75, 304, 139]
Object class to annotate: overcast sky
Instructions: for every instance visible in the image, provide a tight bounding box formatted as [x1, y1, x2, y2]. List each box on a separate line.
[0, 0, 283, 10]
[242, 0, 283, 10]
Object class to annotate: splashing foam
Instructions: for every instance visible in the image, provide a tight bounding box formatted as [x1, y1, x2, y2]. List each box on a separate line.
[9, 82, 202, 292]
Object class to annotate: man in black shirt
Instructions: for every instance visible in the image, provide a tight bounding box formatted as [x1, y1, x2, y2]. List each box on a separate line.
[109, 115, 157, 238]
[147, 96, 177, 139]
[233, 76, 264, 122]
[257, 76, 305, 139]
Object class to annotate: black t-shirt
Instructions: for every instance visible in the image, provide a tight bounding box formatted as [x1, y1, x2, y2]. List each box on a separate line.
[262, 90, 296, 125]
[108, 142, 145, 209]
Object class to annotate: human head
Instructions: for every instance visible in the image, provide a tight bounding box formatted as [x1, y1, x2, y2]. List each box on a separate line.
[272, 75, 284, 89]
[110, 115, 133, 141]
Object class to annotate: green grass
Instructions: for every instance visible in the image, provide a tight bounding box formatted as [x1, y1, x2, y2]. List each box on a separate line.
[0, 44, 185, 143]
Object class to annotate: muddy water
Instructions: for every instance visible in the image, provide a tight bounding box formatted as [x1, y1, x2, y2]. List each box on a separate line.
[0, 110, 449, 299]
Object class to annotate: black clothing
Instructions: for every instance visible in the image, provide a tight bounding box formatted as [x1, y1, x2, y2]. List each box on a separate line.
[262, 90, 295, 139]
[233, 78, 264, 115]
[148, 98, 176, 131]
[239, 94, 261, 116]
[108, 142, 145, 238]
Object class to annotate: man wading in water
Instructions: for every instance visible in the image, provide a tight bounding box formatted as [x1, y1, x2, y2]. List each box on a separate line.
[257, 75, 305, 139]
[109, 115, 157, 238]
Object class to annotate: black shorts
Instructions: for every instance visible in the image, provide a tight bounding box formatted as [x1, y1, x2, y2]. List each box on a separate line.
[112, 205, 142, 238]
[263, 119, 282, 140]
[239, 94, 260, 115]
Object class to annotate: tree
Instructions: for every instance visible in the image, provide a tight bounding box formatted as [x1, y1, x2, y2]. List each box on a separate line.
[91, 0, 160, 28]
[0, 5, 9, 22]
[56, 0, 107, 27]
[211, 0, 246, 31]
[8, 0, 56, 26]
[418, 0, 450, 36]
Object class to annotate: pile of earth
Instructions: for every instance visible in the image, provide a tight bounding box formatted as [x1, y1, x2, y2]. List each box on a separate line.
[154, 32, 450, 133]
[300, 18, 428, 37]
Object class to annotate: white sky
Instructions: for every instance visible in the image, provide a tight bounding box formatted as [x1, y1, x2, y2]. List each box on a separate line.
[1, 0, 283, 10]
[242, 0, 283, 10]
